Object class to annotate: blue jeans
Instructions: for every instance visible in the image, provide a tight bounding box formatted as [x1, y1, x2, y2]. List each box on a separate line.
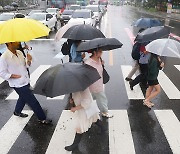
[14, 84, 46, 120]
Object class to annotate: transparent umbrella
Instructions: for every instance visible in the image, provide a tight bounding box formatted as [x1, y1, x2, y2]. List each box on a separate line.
[146, 38, 180, 58]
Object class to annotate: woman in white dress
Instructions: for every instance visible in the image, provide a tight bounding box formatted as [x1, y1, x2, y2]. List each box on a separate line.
[65, 88, 106, 151]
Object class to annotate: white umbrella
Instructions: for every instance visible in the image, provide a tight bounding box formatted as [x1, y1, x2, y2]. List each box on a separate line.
[55, 21, 82, 41]
[146, 38, 180, 58]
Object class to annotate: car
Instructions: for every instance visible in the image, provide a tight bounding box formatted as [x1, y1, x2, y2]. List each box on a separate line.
[69, 5, 81, 11]
[26, 10, 45, 18]
[0, 6, 3, 11]
[3, 5, 14, 10]
[0, 13, 25, 23]
[85, 5, 102, 23]
[46, 8, 61, 20]
[60, 9, 74, 25]
[29, 13, 58, 31]
[68, 9, 96, 26]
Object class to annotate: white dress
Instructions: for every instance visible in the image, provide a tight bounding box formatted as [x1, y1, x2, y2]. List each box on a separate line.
[72, 88, 100, 134]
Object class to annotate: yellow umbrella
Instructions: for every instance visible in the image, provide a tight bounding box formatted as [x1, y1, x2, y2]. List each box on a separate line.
[0, 18, 50, 44]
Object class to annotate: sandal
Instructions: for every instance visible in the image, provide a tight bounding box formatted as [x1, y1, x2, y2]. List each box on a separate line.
[143, 100, 152, 109]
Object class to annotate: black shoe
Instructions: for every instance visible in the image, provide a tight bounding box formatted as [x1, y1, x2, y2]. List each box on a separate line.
[38, 119, 52, 125]
[95, 119, 108, 133]
[65, 133, 82, 151]
[125, 77, 132, 81]
[129, 81, 134, 90]
[14, 112, 28, 118]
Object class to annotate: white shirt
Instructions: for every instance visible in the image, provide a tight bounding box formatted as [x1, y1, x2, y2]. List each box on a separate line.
[0, 49, 30, 88]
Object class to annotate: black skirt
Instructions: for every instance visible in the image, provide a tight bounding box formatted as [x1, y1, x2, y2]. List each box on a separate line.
[148, 79, 159, 86]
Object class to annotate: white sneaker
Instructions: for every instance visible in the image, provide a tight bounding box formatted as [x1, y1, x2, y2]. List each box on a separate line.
[102, 112, 114, 118]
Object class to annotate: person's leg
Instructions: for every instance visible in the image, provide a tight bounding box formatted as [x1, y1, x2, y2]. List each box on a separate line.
[126, 61, 139, 80]
[16, 85, 46, 120]
[65, 133, 83, 151]
[145, 86, 154, 99]
[146, 84, 161, 101]
[129, 74, 142, 90]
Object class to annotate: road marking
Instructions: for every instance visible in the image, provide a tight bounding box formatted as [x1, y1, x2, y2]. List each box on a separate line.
[33, 39, 55, 41]
[54, 52, 65, 59]
[175, 65, 180, 72]
[0, 78, 4, 85]
[124, 28, 135, 44]
[155, 110, 180, 154]
[46, 110, 76, 154]
[6, 65, 51, 100]
[47, 95, 65, 100]
[158, 70, 180, 99]
[0, 110, 33, 154]
[109, 51, 114, 66]
[121, 65, 145, 100]
[169, 33, 180, 41]
[109, 110, 135, 154]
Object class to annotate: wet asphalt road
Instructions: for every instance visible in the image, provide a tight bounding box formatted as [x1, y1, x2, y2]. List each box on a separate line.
[0, 5, 180, 154]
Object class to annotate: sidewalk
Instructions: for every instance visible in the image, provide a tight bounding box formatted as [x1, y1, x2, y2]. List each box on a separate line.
[131, 6, 180, 21]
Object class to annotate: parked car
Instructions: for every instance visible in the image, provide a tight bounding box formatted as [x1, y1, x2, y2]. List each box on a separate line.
[46, 8, 61, 20]
[26, 10, 45, 18]
[85, 5, 102, 23]
[0, 6, 3, 11]
[29, 13, 58, 31]
[3, 5, 14, 10]
[68, 9, 96, 26]
[0, 13, 25, 23]
[69, 5, 81, 11]
[60, 9, 74, 25]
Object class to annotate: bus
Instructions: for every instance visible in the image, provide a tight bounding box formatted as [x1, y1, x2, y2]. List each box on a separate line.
[49, 0, 65, 9]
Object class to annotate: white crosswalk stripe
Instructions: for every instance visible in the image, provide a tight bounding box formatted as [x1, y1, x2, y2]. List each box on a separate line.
[6, 65, 51, 100]
[121, 65, 145, 100]
[175, 65, 180, 72]
[0, 110, 180, 154]
[109, 110, 136, 154]
[158, 70, 180, 99]
[0, 110, 33, 154]
[0, 77, 4, 85]
[47, 95, 65, 100]
[46, 110, 76, 154]
[155, 110, 180, 154]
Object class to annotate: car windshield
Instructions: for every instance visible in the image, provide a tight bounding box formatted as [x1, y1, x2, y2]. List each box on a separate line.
[0, 14, 14, 21]
[28, 10, 42, 16]
[72, 12, 90, 18]
[63, 10, 73, 15]
[86, 6, 98, 12]
[70, 6, 81, 10]
[46, 9, 56, 13]
[30, 14, 45, 21]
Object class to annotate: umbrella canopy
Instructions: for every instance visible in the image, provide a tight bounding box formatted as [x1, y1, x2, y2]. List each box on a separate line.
[133, 18, 162, 28]
[146, 38, 180, 58]
[55, 21, 82, 41]
[77, 38, 123, 52]
[33, 63, 101, 98]
[135, 26, 170, 43]
[0, 18, 50, 44]
[62, 24, 105, 40]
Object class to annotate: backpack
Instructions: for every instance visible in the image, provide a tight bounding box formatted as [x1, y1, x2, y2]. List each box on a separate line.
[131, 42, 141, 60]
[61, 41, 71, 55]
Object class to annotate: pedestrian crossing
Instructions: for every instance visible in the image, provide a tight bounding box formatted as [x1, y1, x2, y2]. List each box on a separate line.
[0, 64, 180, 101]
[0, 109, 179, 154]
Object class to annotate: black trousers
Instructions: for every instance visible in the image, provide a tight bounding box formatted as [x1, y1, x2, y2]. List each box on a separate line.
[131, 64, 148, 87]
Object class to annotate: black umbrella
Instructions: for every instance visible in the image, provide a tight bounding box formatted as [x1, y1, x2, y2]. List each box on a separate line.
[33, 63, 101, 98]
[77, 38, 123, 52]
[62, 24, 105, 40]
[135, 26, 170, 43]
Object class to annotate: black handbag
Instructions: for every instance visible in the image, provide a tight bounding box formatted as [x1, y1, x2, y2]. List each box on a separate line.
[102, 65, 110, 84]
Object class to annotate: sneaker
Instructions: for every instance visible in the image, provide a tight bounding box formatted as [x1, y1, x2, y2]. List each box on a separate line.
[102, 112, 114, 118]
[14, 112, 28, 118]
[38, 119, 52, 125]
